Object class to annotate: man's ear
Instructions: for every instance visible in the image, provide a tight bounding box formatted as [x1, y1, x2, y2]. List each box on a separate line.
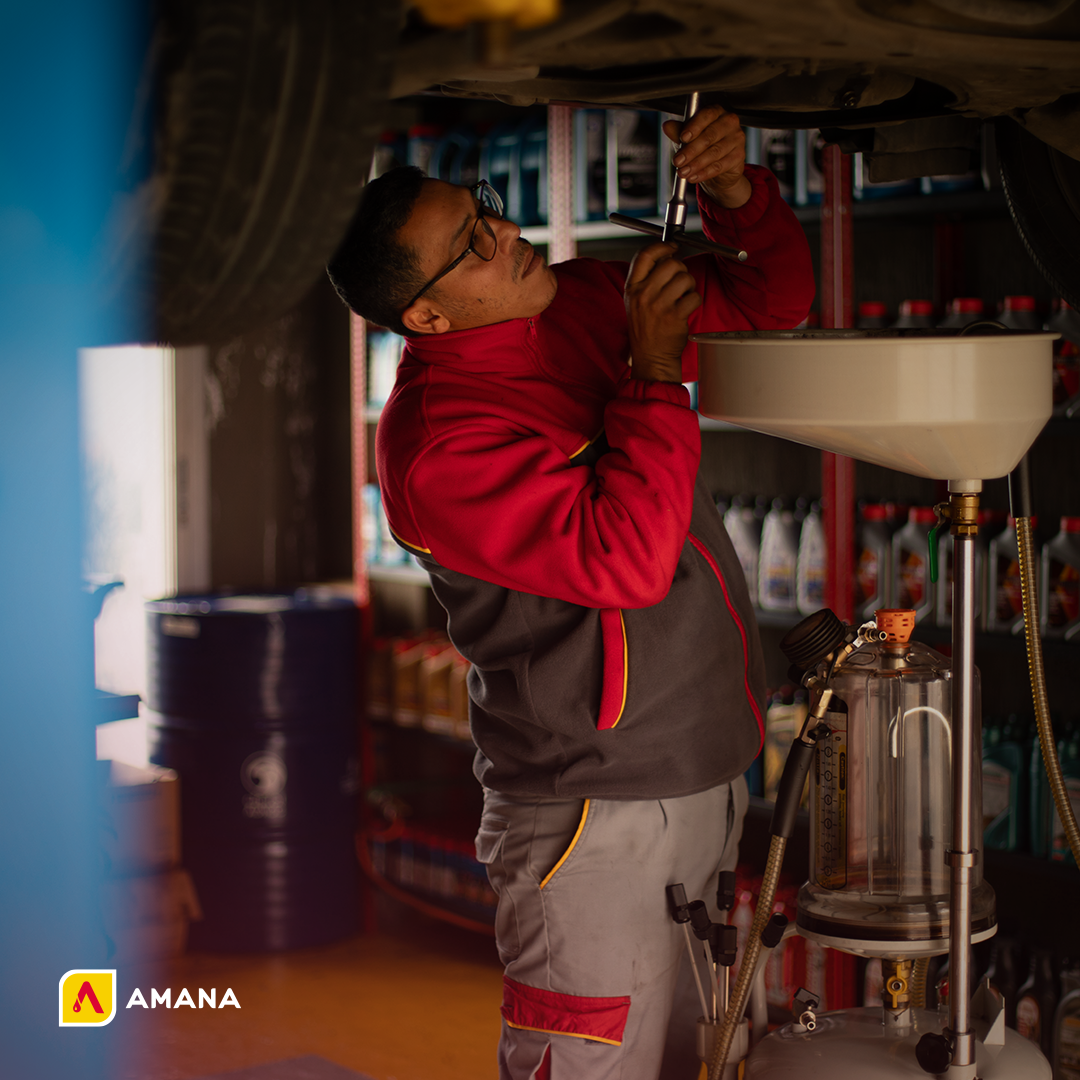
[401, 300, 452, 335]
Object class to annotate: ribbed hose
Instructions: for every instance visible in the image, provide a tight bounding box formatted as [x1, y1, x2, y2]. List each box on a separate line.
[910, 956, 929, 1010]
[709, 834, 787, 1080]
[1017, 516, 1080, 866]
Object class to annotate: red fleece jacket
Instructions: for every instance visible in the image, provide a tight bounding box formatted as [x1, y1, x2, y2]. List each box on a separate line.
[376, 166, 814, 799]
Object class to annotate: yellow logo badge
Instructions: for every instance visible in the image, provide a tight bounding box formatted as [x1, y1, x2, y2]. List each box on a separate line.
[59, 970, 117, 1027]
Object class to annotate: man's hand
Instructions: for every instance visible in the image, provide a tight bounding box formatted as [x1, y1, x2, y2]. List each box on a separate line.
[662, 104, 751, 209]
[624, 242, 702, 384]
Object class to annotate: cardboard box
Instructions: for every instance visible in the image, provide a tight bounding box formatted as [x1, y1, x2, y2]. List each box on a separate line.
[102, 760, 180, 875]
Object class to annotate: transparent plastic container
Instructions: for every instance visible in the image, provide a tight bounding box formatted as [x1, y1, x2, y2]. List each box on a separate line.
[797, 610, 996, 957]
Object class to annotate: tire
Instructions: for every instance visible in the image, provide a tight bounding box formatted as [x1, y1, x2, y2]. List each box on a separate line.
[119, 0, 398, 345]
[996, 117, 1080, 310]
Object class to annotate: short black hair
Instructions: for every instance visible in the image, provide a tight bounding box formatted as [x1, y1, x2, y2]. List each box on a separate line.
[326, 166, 428, 336]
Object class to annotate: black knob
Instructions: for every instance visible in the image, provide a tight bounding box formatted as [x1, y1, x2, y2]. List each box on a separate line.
[780, 608, 847, 672]
[915, 1032, 953, 1074]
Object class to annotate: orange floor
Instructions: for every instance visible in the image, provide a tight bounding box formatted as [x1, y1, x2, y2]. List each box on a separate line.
[116, 896, 505, 1080]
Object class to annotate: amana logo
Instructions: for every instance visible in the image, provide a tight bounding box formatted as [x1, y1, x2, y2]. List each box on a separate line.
[59, 970, 117, 1027]
[125, 987, 241, 1009]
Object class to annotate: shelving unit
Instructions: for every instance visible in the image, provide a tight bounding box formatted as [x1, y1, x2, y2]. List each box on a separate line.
[351, 103, 1080, 948]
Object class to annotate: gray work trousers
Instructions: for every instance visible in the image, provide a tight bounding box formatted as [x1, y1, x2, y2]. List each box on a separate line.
[475, 777, 748, 1080]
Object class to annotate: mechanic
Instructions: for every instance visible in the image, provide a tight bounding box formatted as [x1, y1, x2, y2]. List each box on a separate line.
[327, 105, 814, 1079]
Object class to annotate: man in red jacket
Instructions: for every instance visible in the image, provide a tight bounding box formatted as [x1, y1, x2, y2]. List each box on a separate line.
[329, 106, 814, 1079]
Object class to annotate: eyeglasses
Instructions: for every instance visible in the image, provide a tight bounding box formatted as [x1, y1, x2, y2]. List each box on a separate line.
[405, 180, 505, 310]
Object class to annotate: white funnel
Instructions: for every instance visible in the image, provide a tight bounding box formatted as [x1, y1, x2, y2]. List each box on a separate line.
[692, 330, 1055, 483]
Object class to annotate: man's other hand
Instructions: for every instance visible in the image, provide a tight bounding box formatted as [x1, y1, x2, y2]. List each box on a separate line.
[663, 105, 751, 210]
[624, 242, 702, 384]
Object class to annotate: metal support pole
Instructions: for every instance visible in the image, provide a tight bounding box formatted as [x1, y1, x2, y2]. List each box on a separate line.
[948, 487, 980, 1073]
[820, 144, 855, 623]
[546, 104, 576, 265]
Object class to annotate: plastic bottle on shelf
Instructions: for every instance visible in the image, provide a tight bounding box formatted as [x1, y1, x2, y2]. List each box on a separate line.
[936, 509, 989, 626]
[760, 129, 796, 203]
[1031, 728, 1053, 857]
[892, 506, 938, 623]
[1040, 516, 1080, 639]
[724, 495, 763, 601]
[480, 121, 521, 218]
[997, 294, 1041, 331]
[406, 122, 444, 176]
[763, 687, 809, 802]
[1048, 299, 1080, 410]
[1054, 987, 1080, 1080]
[855, 300, 889, 329]
[982, 713, 1028, 852]
[891, 299, 936, 329]
[573, 109, 606, 221]
[794, 129, 825, 206]
[606, 109, 659, 218]
[853, 151, 920, 200]
[371, 129, 407, 180]
[428, 126, 475, 183]
[938, 297, 985, 329]
[517, 116, 548, 226]
[986, 515, 1037, 634]
[796, 500, 826, 615]
[985, 936, 1022, 1028]
[758, 498, 800, 611]
[1017, 949, 1060, 1058]
[1049, 723, 1080, 867]
[855, 503, 891, 620]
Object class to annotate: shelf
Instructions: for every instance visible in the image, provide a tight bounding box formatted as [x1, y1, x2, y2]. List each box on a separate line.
[517, 190, 1009, 247]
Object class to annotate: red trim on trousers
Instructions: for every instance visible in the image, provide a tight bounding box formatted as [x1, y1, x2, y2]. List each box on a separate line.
[501, 976, 631, 1045]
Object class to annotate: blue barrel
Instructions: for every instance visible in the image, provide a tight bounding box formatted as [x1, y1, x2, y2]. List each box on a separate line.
[146, 591, 358, 951]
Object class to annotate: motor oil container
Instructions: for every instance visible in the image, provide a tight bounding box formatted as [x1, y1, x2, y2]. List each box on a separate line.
[724, 495, 762, 601]
[406, 122, 444, 176]
[796, 500, 826, 615]
[1031, 727, 1054, 857]
[892, 507, 938, 623]
[1040, 516, 1080, 639]
[758, 498, 800, 611]
[986, 935, 1022, 1028]
[853, 151, 920, 200]
[1054, 987, 1080, 1080]
[797, 609, 995, 957]
[987, 515, 1037, 634]
[892, 299, 936, 329]
[1048, 298, 1080, 411]
[1017, 949, 1060, 1058]
[371, 129, 407, 180]
[1049, 723, 1080, 866]
[428, 126, 475, 183]
[997, 294, 1041, 331]
[480, 122, 520, 215]
[855, 300, 889, 329]
[573, 109, 606, 221]
[794, 128, 825, 206]
[606, 109, 659, 217]
[938, 297, 985, 329]
[763, 687, 809, 803]
[855, 503, 891, 620]
[760, 129, 795, 202]
[516, 117, 548, 226]
[982, 713, 1028, 852]
[935, 510, 989, 627]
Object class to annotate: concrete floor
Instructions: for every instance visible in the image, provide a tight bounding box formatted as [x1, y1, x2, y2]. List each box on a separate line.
[115, 897, 505, 1080]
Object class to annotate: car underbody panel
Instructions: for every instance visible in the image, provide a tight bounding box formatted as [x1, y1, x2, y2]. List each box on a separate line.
[392, 0, 1080, 158]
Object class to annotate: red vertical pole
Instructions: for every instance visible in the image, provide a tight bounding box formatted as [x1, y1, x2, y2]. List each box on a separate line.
[820, 144, 856, 623]
[547, 104, 576, 264]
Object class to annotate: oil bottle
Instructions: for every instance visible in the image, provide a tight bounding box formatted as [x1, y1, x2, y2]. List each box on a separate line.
[1017, 949, 1060, 1059]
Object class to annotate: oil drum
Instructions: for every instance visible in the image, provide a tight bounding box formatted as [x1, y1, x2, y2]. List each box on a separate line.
[145, 591, 358, 951]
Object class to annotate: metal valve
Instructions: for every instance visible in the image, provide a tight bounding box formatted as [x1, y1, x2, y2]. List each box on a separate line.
[792, 987, 820, 1032]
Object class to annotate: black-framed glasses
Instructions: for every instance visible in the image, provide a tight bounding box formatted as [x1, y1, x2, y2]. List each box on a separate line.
[405, 180, 505, 310]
